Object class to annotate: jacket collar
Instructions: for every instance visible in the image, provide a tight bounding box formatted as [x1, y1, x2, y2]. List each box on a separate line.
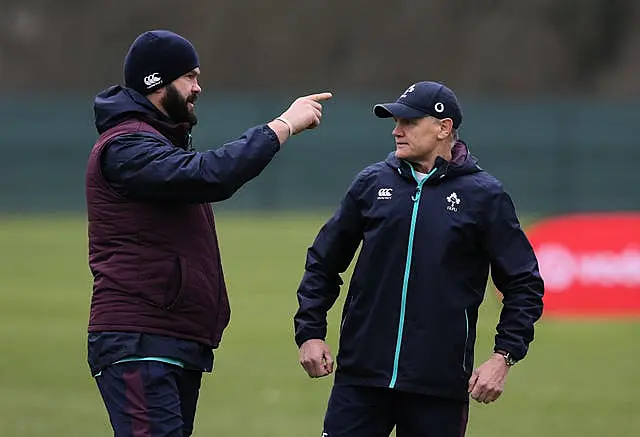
[385, 140, 481, 183]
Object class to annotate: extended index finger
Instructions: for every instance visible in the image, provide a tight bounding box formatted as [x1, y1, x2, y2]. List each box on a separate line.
[306, 92, 333, 102]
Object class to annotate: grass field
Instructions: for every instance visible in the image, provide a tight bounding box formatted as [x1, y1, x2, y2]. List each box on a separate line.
[0, 212, 638, 437]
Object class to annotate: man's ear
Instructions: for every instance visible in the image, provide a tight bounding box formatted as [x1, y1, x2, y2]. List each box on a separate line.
[439, 118, 454, 139]
[145, 86, 166, 105]
[150, 87, 166, 99]
[145, 86, 169, 117]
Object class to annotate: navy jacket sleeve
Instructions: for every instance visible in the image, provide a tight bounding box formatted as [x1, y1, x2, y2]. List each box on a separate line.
[101, 125, 280, 203]
[482, 186, 544, 361]
[294, 173, 366, 347]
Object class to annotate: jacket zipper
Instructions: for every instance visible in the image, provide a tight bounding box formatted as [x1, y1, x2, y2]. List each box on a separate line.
[389, 166, 438, 389]
[463, 309, 469, 372]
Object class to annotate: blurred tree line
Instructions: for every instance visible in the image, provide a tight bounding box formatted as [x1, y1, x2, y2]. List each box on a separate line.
[0, 0, 637, 96]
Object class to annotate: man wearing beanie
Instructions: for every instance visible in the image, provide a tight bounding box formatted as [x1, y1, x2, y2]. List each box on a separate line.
[85, 30, 331, 436]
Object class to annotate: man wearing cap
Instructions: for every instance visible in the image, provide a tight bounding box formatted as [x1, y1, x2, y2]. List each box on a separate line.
[294, 81, 544, 436]
[85, 29, 331, 436]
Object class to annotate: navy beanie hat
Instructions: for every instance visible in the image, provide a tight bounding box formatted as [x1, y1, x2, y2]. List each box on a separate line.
[124, 30, 200, 95]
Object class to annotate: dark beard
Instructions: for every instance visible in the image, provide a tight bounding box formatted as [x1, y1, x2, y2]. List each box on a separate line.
[161, 84, 198, 125]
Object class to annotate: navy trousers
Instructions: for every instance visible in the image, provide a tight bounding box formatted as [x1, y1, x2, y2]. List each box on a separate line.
[322, 385, 469, 437]
[95, 361, 203, 437]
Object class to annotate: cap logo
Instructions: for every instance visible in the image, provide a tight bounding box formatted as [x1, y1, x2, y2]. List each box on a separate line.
[143, 72, 162, 88]
[400, 84, 416, 99]
[434, 102, 445, 113]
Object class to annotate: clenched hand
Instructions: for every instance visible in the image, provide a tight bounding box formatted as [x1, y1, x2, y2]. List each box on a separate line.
[468, 353, 510, 403]
[299, 339, 334, 378]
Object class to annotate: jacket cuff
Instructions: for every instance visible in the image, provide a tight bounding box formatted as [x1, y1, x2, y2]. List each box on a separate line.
[262, 124, 282, 152]
[493, 343, 524, 361]
[295, 329, 326, 348]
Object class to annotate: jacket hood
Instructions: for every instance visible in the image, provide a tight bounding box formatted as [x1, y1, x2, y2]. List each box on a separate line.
[93, 85, 192, 148]
[385, 140, 482, 182]
[94, 85, 163, 134]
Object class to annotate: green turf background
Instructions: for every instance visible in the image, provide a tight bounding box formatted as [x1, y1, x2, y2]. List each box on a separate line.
[0, 213, 637, 436]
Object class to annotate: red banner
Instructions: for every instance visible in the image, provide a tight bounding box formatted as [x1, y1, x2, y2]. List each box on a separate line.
[526, 213, 640, 317]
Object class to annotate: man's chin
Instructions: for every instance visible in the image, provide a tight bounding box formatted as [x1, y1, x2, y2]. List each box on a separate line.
[395, 150, 410, 160]
[188, 108, 197, 125]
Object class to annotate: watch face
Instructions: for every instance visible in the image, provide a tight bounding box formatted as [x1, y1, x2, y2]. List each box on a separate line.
[497, 350, 516, 366]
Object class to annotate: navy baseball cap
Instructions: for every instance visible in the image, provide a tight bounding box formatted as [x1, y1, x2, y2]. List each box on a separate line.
[374, 81, 463, 128]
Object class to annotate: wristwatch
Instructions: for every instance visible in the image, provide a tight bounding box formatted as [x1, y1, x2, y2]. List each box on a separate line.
[495, 349, 517, 367]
